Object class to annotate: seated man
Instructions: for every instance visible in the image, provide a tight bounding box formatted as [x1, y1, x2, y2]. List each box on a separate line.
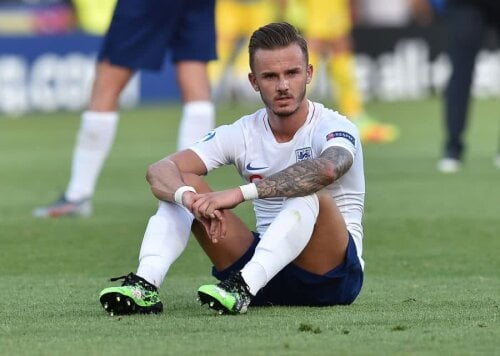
[99, 22, 365, 315]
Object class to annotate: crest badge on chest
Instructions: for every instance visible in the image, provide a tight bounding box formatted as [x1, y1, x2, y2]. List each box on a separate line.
[295, 147, 312, 162]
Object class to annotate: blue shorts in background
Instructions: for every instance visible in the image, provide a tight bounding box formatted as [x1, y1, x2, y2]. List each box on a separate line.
[213, 232, 364, 307]
[98, 0, 216, 70]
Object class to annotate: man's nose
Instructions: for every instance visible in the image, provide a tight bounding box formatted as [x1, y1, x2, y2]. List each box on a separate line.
[277, 77, 289, 91]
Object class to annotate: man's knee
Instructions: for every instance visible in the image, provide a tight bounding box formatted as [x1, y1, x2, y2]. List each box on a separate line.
[316, 189, 333, 205]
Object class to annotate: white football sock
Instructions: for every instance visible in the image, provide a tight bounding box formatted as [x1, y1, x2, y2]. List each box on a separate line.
[241, 194, 319, 296]
[65, 111, 119, 201]
[137, 201, 194, 288]
[177, 101, 215, 150]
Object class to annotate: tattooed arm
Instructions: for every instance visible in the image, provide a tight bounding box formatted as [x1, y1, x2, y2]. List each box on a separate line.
[190, 146, 353, 221]
[255, 146, 353, 198]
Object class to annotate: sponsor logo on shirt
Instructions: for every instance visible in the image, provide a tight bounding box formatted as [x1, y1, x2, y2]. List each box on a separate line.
[326, 131, 355, 145]
[246, 162, 269, 171]
[295, 147, 312, 162]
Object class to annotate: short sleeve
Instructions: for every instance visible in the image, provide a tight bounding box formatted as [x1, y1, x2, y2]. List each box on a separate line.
[313, 113, 359, 160]
[189, 123, 245, 172]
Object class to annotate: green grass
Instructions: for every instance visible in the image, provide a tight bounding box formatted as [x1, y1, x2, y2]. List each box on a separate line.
[0, 98, 499, 355]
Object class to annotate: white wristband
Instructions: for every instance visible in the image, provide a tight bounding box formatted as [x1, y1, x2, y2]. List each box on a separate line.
[239, 183, 259, 201]
[174, 186, 197, 205]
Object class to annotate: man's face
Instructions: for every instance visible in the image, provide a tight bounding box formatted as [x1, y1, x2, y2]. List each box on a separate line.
[249, 43, 312, 117]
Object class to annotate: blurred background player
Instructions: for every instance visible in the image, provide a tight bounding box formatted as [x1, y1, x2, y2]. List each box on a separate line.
[429, 0, 500, 172]
[280, 0, 398, 143]
[71, 0, 117, 35]
[209, 0, 277, 101]
[33, 0, 217, 218]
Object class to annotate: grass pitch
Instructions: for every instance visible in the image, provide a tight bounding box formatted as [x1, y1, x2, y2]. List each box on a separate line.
[0, 98, 499, 355]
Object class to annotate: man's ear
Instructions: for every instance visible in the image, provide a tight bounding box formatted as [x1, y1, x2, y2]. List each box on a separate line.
[248, 73, 259, 91]
[306, 64, 313, 84]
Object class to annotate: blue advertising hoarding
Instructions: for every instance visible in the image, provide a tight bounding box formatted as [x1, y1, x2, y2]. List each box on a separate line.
[0, 33, 180, 116]
[1, 24, 499, 116]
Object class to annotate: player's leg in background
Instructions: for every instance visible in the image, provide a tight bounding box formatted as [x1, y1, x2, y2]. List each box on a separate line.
[33, 0, 149, 218]
[174, 0, 217, 150]
[176, 61, 216, 151]
[34, 0, 214, 217]
[302, 0, 363, 120]
[209, 0, 245, 101]
[327, 0, 397, 143]
[232, 0, 279, 99]
[438, 2, 484, 173]
[211, 0, 279, 103]
[71, 0, 117, 35]
[32, 0, 127, 218]
[32, 62, 132, 218]
[64, 61, 131, 203]
[302, 0, 398, 143]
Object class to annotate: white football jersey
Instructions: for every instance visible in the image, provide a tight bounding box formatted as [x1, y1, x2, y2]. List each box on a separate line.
[190, 101, 365, 266]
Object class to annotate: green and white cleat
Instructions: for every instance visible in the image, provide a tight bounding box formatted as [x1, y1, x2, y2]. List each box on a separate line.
[197, 272, 252, 315]
[99, 273, 163, 315]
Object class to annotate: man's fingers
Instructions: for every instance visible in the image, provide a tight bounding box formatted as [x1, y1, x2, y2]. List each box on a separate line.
[209, 219, 219, 243]
[192, 198, 217, 219]
[196, 208, 226, 244]
[214, 210, 227, 239]
[198, 217, 212, 237]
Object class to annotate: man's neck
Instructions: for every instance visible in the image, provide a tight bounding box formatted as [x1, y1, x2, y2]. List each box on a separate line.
[267, 100, 310, 143]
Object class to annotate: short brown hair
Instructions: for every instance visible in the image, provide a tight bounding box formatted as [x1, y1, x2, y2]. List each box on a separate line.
[248, 22, 308, 71]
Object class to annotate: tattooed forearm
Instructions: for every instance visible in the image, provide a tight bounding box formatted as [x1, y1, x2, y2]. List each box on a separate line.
[255, 146, 353, 198]
[325, 146, 353, 181]
[256, 159, 332, 198]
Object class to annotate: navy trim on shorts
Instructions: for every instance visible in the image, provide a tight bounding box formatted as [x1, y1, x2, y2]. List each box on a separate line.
[212, 232, 364, 307]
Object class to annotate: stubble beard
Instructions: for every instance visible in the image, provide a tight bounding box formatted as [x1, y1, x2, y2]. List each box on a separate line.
[261, 85, 307, 118]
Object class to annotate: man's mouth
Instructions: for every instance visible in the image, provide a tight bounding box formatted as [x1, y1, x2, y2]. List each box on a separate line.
[276, 96, 292, 102]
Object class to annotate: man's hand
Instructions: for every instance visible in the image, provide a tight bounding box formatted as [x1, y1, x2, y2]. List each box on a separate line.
[196, 211, 227, 244]
[182, 189, 243, 244]
[191, 188, 244, 219]
[188, 188, 244, 243]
